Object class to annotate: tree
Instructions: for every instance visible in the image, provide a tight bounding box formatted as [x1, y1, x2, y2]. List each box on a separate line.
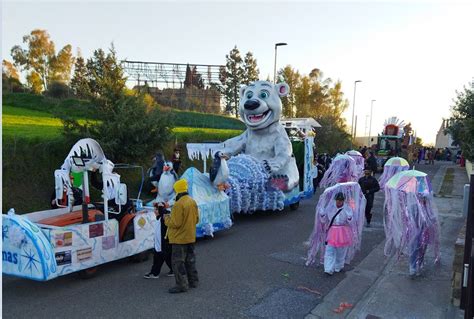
[26, 71, 43, 94]
[2, 60, 23, 93]
[50, 44, 75, 83]
[220, 46, 245, 117]
[446, 84, 474, 161]
[70, 55, 90, 98]
[11, 29, 74, 91]
[278, 65, 351, 150]
[85, 46, 126, 111]
[61, 45, 172, 162]
[184, 64, 204, 89]
[243, 52, 259, 85]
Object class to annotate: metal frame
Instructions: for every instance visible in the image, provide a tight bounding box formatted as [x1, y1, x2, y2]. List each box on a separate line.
[122, 60, 224, 91]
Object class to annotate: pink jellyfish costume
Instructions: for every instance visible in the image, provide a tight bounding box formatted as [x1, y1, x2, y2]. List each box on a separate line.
[383, 170, 440, 276]
[378, 157, 410, 189]
[345, 150, 365, 177]
[319, 154, 359, 188]
[306, 182, 366, 273]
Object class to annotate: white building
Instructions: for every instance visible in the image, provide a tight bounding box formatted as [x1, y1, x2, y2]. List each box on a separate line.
[435, 119, 455, 149]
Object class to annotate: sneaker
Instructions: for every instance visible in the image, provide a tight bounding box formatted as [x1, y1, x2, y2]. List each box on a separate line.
[324, 271, 334, 276]
[166, 270, 174, 277]
[143, 273, 159, 279]
[168, 286, 187, 293]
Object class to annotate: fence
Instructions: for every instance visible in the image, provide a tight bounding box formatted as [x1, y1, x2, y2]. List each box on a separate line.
[461, 174, 474, 318]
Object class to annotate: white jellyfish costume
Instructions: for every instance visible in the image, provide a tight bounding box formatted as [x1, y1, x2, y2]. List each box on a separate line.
[345, 150, 365, 177]
[383, 170, 440, 276]
[306, 182, 366, 269]
[319, 154, 359, 188]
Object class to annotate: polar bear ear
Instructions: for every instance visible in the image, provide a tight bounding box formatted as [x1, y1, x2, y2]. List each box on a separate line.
[275, 82, 290, 97]
[239, 85, 247, 98]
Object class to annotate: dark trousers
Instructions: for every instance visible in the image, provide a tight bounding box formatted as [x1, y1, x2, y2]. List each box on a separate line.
[365, 200, 374, 224]
[150, 237, 172, 275]
[171, 243, 199, 290]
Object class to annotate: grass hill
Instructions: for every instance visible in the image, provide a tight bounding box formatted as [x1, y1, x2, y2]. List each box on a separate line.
[2, 93, 243, 213]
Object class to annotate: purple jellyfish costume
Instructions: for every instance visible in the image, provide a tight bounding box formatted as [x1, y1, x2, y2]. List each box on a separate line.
[345, 150, 365, 177]
[378, 157, 410, 189]
[383, 170, 441, 276]
[319, 154, 359, 188]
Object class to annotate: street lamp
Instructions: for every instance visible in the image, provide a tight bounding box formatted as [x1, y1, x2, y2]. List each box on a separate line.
[368, 99, 376, 146]
[350, 80, 362, 148]
[273, 42, 287, 83]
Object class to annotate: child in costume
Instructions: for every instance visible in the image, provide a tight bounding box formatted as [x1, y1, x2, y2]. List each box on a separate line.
[306, 184, 366, 274]
[321, 192, 353, 275]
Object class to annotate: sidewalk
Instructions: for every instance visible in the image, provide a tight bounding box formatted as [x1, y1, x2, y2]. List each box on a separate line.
[306, 163, 468, 319]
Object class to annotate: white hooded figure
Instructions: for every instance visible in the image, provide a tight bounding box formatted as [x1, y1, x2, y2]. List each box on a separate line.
[155, 161, 178, 206]
[219, 80, 299, 192]
[320, 192, 353, 275]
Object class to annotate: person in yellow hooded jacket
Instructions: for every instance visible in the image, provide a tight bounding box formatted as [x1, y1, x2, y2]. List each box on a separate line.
[164, 179, 199, 293]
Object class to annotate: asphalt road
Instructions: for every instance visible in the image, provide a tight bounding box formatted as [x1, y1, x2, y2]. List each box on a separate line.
[2, 163, 442, 319]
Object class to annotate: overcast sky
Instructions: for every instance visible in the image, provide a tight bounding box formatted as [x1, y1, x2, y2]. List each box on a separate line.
[2, 1, 473, 144]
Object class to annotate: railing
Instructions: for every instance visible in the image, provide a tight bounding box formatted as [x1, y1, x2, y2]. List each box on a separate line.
[461, 174, 474, 318]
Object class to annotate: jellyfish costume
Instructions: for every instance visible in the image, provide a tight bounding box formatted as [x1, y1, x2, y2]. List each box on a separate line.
[345, 150, 365, 177]
[319, 154, 359, 188]
[383, 170, 441, 276]
[378, 157, 410, 189]
[306, 182, 366, 268]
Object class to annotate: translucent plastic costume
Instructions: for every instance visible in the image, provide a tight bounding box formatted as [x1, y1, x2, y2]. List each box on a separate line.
[306, 182, 366, 267]
[345, 150, 365, 177]
[383, 170, 440, 276]
[319, 154, 359, 188]
[378, 157, 410, 189]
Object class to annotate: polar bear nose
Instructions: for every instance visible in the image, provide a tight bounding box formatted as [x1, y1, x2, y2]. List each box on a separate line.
[244, 99, 260, 110]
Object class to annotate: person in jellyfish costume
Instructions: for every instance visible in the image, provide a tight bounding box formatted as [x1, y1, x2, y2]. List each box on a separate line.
[383, 170, 440, 277]
[378, 157, 410, 189]
[306, 182, 366, 272]
[345, 150, 365, 177]
[319, 154, 359, 188]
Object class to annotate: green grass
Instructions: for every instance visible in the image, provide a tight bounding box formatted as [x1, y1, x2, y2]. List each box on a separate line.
[2, 92, 246, 130]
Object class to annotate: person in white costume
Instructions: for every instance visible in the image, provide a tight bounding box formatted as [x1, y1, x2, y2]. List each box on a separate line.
[321, 192, 353, 275]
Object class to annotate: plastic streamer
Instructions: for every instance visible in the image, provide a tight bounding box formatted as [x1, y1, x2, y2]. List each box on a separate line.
[383, 170, 441, 274]
[378, 157, 410, 189]
[225, 154, 285, 214]
[319, 154, 359, 188]
[306, 182, 366, 266]
[345, 150, 365, 177]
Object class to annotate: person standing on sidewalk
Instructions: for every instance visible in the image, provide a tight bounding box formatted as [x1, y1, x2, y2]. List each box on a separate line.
[358, 167, 381, 227]
[164, 179, 199, 293]
[143, 202, 174, 279]
[321, 192, 354, 275]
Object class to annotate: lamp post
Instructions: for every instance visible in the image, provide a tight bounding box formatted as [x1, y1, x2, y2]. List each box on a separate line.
[350, 80, 362, 148]
[368, 99, 376, 146]
[273, 42, 287, 83]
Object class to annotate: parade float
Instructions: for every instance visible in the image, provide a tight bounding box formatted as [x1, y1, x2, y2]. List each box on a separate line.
[375, 117, 406, 170]
[383, 170, 441, 275]
[185, 80, 317, 215]
[2, 139, 156, 281]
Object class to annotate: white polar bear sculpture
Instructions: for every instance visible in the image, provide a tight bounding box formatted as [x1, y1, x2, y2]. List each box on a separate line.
[220, 80, 299, 193]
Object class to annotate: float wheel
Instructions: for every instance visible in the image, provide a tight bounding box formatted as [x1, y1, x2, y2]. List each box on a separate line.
[79, 266, 98, 279]
[289, 201, 300, 211]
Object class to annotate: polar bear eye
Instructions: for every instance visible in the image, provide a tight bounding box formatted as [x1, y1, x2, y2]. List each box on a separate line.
[259, 90, 270, 99]
[246, 91, 253, 99]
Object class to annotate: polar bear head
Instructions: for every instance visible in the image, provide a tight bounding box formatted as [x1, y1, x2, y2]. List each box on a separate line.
[239, 80, 289, 131]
